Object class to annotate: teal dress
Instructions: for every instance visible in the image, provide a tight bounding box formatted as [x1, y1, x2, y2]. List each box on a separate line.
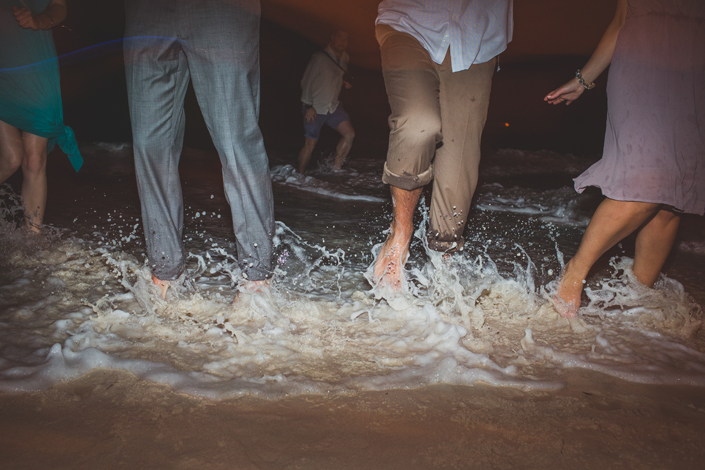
[0, 0, 82, 171]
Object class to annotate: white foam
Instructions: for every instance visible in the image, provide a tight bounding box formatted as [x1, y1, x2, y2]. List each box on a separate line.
[678, 240, 705, 254]
[1, 208, 703, 398]
[1, 148, 703, 398]
[475, 184, 591, 226]
[271, 165, 386, 203]
[84, 142, 132, 152]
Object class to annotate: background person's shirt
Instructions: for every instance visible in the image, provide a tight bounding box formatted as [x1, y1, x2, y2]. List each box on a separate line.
[376, 0, 513, 73]
[300, 45, 349, 115]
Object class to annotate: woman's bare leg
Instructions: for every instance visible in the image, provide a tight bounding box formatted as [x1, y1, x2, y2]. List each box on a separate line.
[19, 131, 49, 232]
[555, 198, 660, 317]
[632, 209, 680, 287]
[0, 120, 24, 184]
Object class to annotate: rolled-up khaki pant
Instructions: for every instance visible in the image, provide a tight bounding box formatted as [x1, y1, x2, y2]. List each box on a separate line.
[376, 24, 494, 252]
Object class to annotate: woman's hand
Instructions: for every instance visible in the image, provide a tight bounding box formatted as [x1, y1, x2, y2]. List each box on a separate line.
[13, 6, 52, 31]
[544, 78, 585, 106]
[545, 0, 627, 107]
[305, 107, 317, 124]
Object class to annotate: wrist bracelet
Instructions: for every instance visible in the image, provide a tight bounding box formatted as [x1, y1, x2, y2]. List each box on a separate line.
[44, 11, 54, 29]
[575, 69, 595, 90]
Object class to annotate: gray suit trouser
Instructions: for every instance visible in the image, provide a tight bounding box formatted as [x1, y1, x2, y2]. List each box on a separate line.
[124, 0, 274, 281]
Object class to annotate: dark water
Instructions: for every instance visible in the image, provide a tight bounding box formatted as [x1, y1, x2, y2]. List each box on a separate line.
[52, 10, 608, 161]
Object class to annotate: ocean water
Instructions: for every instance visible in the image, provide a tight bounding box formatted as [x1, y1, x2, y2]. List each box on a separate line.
[0, 144, 703, 398]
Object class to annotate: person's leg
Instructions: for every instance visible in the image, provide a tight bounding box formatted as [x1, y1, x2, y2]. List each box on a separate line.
[0, 121, 48, 232]
[0, 120, 24, 185]
[428, 57, 494, 252]
[298, 137, 317, 174]
[186, 0, 274, 284]
[19, 132, 49, 232]
[373, 186, 423, 288]
[633, 209, 680, 287]
[124, 16, 190, 293]
[333, 120, 354, 170]
[372, 24, 441, 288]
[299, 104, 325, 174]
[555, 198, 660, 317]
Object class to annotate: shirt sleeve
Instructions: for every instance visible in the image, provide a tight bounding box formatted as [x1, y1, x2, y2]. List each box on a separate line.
[300, 53, 324, 106]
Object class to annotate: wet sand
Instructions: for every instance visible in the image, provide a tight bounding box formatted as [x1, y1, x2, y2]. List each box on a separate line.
[2, 369, 704, 469]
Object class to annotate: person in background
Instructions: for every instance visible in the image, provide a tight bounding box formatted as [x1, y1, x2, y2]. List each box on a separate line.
[297, 29, 355, 174]
[0, 0, 82, 232]
[371, 0, 514, 290]
[123, 0, 275, 299]
[544, 0, 704, 317]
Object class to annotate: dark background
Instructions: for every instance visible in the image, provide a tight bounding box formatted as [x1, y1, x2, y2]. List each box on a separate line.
[53, 0, 616, 163]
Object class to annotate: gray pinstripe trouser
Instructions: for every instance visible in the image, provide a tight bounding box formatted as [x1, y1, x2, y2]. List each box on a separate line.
[124, 0, 274, 281]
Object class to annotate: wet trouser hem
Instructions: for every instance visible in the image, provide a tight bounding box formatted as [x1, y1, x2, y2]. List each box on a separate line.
[150, 263, 185, 282]
[382, 162, 434, 191]
[240, 269, 274, 282]
[427, 235, 466, 253]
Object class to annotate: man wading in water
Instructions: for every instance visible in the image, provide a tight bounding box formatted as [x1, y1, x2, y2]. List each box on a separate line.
[298, 29, 355, 174]
[371, 0, 514, 290]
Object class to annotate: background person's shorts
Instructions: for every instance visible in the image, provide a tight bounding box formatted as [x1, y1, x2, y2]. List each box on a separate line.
[303, 103, 350, 140]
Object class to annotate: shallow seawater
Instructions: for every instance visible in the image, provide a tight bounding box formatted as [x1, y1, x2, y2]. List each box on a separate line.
[0, 144, 703, 398]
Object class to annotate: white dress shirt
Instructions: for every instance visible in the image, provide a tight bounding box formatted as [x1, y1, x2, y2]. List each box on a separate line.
[300, 45, 349, 115]
[376, 0, 513, 73]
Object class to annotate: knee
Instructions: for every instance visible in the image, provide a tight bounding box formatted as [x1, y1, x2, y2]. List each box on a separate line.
[392, 113, 441, 146]
[0, 151, 23, 174]
[20, 151, 46, 176]
[133, 137, 166, 156]
[654, 208, 680, 225]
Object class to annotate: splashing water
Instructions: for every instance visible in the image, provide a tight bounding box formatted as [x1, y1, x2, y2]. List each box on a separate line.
[1, 146, 704, 398]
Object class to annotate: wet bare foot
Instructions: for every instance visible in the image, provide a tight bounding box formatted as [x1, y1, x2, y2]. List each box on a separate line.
[371, 186, 421, 292]
[553, 261, 584, 318]
[24, 217, 42, 234]
[233, 279, 271, 303]
[372, 234, 410, 291]
[151, 274, 170, 300]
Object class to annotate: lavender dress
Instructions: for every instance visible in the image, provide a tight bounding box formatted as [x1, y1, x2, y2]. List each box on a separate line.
[574, 0, 705, 215]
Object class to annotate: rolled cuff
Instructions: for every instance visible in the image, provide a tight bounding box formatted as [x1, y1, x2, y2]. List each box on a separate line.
[382, 162, 433, 191]
[426, 235, 465, 253]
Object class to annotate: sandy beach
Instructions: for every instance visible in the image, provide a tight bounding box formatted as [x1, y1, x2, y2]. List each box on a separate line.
[2, 368, 704, 469]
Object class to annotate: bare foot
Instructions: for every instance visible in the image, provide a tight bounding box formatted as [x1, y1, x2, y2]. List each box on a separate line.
[24, 216, 42, 234]
[552, 262, 584, 318]
[151, 274, 170, 300]
[372, 233, 410, 291]
[371, 186, 421, 291]
[233, 279, 271, 303]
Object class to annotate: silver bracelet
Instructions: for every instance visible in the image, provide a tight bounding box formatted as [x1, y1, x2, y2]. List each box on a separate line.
[575, 69, 595, 90]
[42, 11, 54, 29]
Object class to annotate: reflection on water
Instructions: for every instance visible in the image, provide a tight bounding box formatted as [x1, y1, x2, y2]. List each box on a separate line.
[0, 144, 703, 397]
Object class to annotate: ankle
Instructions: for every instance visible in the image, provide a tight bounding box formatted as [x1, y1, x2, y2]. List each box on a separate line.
[389, 221, 413, 243]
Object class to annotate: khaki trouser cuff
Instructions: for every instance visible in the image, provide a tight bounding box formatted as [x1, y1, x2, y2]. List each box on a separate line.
[427, 235, 466, 253]
[382, 162, 434, 191]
